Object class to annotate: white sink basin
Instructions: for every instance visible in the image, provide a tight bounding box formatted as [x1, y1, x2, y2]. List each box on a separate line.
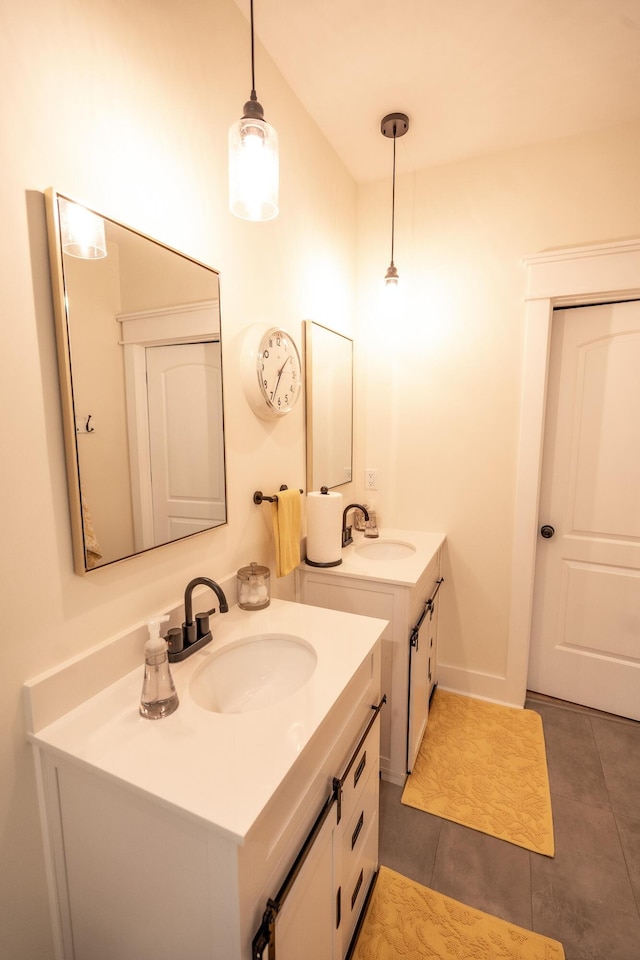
[189, 634, 317, 714]
[355, 539, 416, 560]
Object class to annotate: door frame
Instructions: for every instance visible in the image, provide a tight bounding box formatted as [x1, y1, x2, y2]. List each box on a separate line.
[506, 239, 640, 708]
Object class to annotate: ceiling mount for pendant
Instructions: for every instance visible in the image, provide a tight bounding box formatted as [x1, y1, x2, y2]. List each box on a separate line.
[381, 113, 410, 140]
[381, 112, 409, 289]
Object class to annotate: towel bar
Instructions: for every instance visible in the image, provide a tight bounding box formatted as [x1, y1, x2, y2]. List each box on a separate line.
[253, 485, 303, 504]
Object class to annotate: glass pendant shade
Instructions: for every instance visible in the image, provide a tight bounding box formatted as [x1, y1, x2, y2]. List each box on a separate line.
[228, 113, 279, 222]
[59, 198, 107, 259]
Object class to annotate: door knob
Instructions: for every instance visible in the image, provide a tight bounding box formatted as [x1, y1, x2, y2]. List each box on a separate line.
[540, 524, 555, 539]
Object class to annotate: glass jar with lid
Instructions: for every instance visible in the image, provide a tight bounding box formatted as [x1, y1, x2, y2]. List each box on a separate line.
[237, 561, 271, 610]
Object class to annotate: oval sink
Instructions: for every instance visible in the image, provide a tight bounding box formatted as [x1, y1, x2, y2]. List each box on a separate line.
[355, 539, 416, 560]
[189, 634, 317, 714]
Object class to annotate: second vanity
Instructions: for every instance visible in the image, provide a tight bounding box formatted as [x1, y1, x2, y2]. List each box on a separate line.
[25, 599, 386, 960]
[297, 528, 446, 785]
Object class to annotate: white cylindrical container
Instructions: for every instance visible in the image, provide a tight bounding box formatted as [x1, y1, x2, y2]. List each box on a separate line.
[305, 489, 343, 567]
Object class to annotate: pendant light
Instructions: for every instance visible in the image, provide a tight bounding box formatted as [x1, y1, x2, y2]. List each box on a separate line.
[381, 112, 409, 288]
[58, 197, 107, 260]
[228, 0, 279, 221]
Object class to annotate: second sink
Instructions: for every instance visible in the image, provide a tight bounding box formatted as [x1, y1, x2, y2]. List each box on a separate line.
[189, 634, 317, 714]
[355, 539, 416, 560]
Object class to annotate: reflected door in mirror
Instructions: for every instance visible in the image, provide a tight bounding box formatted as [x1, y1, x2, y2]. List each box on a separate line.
[146, 342, 225, 545]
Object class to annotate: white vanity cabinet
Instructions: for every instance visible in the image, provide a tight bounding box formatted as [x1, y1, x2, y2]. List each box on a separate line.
[36, 682, 382, 960]
[297, 530, 445, 784]
[27, 601, 385, 960]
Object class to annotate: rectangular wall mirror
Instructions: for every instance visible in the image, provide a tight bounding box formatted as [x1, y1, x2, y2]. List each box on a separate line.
[305, 320, 353, 492]
[45, 189, 227, 575]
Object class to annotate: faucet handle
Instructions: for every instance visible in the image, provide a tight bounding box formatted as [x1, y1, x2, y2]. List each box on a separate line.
[166, 627, 184, 656]
[196, 611, 211, 640]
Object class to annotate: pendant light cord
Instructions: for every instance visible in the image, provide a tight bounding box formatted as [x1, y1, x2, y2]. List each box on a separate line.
[250, 0, 257, 101]
[380, 112, 408, 281]
[390, 125, 397, 266]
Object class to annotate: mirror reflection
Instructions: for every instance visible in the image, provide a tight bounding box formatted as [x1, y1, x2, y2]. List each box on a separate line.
[45, 190, 227, 574]
[305, 321, 353, 491]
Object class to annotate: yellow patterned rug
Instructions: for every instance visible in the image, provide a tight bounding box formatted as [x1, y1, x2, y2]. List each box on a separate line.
[402, 689, 554, 856]
[351, 866, 565, 959]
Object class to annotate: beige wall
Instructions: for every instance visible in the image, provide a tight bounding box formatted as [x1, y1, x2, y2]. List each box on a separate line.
[355, 122, 640, 703]
[0, 2, 356, 956]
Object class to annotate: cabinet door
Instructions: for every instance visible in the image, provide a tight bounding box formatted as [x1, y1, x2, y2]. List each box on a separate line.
[428, 589, 439, 698]
[271, 807, 335, 960]
[407, 559, 442, 772]
[407, 611, 430, 773]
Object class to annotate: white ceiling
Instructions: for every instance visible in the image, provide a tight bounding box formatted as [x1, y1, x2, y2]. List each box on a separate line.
[233, 0, 640, 182]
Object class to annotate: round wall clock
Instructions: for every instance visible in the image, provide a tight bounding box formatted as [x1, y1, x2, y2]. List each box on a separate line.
[242, 325, 303, 420]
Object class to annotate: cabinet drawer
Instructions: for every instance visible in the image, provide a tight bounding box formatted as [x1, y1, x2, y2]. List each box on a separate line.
[339, 716, 380, 829]
[339, 813, 378, 957]
[338, 757, 379, 885]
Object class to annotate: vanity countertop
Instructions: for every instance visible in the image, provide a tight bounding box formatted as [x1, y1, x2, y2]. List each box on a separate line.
[301, 528, 446, 587]
[26, 600, 386, 844]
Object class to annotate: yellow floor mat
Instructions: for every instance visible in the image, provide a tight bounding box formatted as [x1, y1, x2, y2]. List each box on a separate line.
[402, 689, 554, 856]
[351, 865, 565, 959]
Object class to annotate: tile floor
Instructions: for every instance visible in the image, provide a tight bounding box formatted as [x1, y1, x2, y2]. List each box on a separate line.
[378, 692, 640, 960]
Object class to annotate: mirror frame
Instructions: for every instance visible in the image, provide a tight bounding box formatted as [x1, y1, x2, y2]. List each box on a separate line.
[305, 320, 354, 492]
[45, 188, 227, 574]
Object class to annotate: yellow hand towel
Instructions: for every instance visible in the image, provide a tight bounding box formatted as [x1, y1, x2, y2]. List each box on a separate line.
[272, 488, 301, 578]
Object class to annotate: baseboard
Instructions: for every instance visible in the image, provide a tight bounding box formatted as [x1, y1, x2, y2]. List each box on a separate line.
[436, 663, 523, 710]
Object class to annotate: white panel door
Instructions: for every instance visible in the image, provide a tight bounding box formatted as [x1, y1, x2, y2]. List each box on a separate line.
[146, 342, 225, 544]
[528, 300, 640, 720]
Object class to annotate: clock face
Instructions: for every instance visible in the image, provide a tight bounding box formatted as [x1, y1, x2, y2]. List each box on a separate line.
[257, 328, 302, 415]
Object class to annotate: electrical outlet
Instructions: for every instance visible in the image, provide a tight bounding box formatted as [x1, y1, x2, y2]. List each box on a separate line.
[365, 468, 377, 490]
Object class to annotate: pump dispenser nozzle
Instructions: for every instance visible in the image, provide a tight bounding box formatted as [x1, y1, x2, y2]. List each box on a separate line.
[140, 615, 179, 719]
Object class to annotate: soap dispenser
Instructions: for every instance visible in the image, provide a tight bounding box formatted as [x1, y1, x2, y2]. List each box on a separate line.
[140, 615, 179, 719]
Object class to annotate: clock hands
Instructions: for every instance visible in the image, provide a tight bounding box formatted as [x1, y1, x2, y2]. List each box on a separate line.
[272, 354, 292, 402]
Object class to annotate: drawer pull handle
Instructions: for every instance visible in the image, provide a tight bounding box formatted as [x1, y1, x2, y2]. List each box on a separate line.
[354, 751, 367, 789]
[351, 869, 364, 911]
[351, 811, 364, 850]
[336, 886, 341, 929]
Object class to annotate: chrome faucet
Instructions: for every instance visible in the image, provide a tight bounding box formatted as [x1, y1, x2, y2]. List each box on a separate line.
[342, 503, 369, 547]
[167, 577, 229, 662]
